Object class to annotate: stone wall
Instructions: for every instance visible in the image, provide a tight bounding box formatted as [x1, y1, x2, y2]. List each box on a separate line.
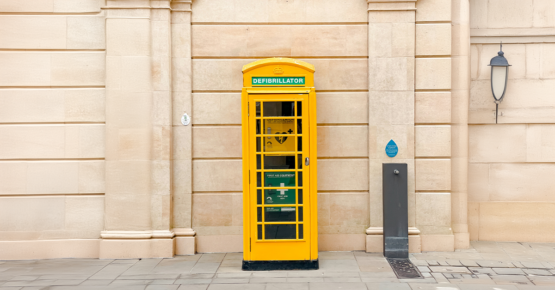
[0, 0, 106, 258]
[468, 0, 555, 242]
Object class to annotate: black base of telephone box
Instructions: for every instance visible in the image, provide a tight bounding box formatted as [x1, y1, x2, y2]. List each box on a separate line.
[242, 259, 319, 271]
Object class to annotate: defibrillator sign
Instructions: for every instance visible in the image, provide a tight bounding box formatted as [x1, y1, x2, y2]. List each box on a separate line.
[252, 77, 305, 86]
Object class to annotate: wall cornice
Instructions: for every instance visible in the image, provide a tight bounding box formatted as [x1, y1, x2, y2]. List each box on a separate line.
[367, 0, 417, 11]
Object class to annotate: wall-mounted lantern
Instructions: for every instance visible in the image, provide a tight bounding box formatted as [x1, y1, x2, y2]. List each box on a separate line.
[488, 43, 511, 123]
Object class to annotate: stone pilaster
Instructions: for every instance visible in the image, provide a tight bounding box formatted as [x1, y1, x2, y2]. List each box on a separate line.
[99, 0, 174, 258]
[366, 0, 420, 253]
[170, 0, 196, 255]
[451, 0, 471, 249]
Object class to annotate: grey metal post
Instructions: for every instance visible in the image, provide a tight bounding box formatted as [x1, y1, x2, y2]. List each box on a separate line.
[382, 163, 408, 258]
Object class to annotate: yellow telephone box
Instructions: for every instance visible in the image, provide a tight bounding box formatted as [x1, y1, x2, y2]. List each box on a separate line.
[241, 58, 318, 270]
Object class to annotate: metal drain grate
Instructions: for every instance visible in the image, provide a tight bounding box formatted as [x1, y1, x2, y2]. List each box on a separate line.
[387, 258, 424, 279]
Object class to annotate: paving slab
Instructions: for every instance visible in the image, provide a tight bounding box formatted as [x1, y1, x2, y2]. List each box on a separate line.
[249, 277, 287, 283]
[429, 267, 471, 274]
[522, 268, 552, 276]
[366, 283, 411, 290]
[457, 284, 519, 290]
[207, 284, 265, 290]
[527, 275, 555, 285]
[475, 261, 514, 268]
[491, 275, 533, 285]
[177, 285, 208, 290]
[492, 268, 525, 275]
[265, 282, 309, 290]
[319, 259, 360, 272]
[146, 286, 179, 290]
[309, 282, 367, 290]
[409, 284, 460, 289]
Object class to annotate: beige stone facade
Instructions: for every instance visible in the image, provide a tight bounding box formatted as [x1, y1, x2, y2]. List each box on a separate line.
[0, 0, 553, 259]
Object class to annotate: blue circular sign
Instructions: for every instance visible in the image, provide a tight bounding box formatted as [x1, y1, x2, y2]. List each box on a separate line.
[385, 139, 398, 157]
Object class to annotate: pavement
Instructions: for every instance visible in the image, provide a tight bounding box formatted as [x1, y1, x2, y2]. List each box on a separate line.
[2, 241, 555, 289]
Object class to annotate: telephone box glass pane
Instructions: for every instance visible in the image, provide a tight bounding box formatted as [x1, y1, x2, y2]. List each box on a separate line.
[263, 102, 294, 117]
[297, 101, 302, 117]
[264, 155, 295, 169]
[257, 224, 262, 240]
[297, 137, 302, 151]
[298, 206, 303, 222]
[256, 137, 261, 152]
[257, 189, 262, 205]
[256, 102, 261, 117]
[257, 172, 261, 187]
[256, 155, 261, 169]
[265, 224, 296, 240]
[256, 120, 261, 134]
[297, 154, 302, 169]
[257, 207, 262, 222]
[298, 189, 303, 204]
[297, 119, 302, 134]
[298, 224, 303, 239]
[297, 172, 303, 187]
[265, 207, 296, 222]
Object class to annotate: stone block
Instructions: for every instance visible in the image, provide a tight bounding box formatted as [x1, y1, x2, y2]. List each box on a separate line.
[542, 44, 555, 79]
[416, 193, 451, 228]
[0, 53, 51, 86]
[526, 124, 555, 162]
[479, 202, 555, 242]
[317, 159, 368, 191]
[0, 239, 100, 260]
[534, 0, 555, 27]
[487, 0, 533, 28]
[175, 237, 196, 255]
[319, 234, 365, 251]
[27, 162, 79, 194]
[369, 91, 414, 125]
[50, 52, 105, 86]
[99, 239, 174, 259]
[192, 194, 234, 227]
[328, 193, 368, 227]
[415, 92, 451, 124]
[0, 197, 65, 231]
[192, 126, 242, 158]
[67, 16, 105, 49]
[469, 125, 526, 162]
[369, 22, 415, 58]
[470, 79, 555, 124]
[0, 0, 54, 12]
[64, 196, 104, 238]
[196, 235, 243, 253]
[415, 58, 451, 90]
[193, 25, 367, 57]
[53, 0, 103, 12]
[415, 125, 451, 157]
[0, 16, 66, 49]
[317, 126, 368, 157]
[192, 160, 242, 192]
[317, 92, 368, 124]
[467, 163, 490, 202]
[415, 159, 451, 191]
[416, 0, 451, 22]
[191, 0, 367, 23]
[421, 235, 455, 252]
[106, 18, 150, 56]
[192, 93, 242, 125]
[488, 163, 555, 202]
[416, 24, 451, 56]
[369, 57, 414, 91]
[78, 161, 105, 193]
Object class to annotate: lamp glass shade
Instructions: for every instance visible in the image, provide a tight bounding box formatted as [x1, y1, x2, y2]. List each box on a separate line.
[491, 66, 508, 101]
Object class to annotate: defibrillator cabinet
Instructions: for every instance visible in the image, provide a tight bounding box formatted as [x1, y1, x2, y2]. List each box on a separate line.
[241, 58, 318, 270]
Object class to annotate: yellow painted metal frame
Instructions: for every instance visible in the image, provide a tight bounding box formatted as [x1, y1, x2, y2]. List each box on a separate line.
[242, 58, 318, 262]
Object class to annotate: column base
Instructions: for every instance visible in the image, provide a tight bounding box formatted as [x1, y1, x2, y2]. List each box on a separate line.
[454, 232, 470, 249]
[175, 236, 196, 255]
[99, 239, 174, 259]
